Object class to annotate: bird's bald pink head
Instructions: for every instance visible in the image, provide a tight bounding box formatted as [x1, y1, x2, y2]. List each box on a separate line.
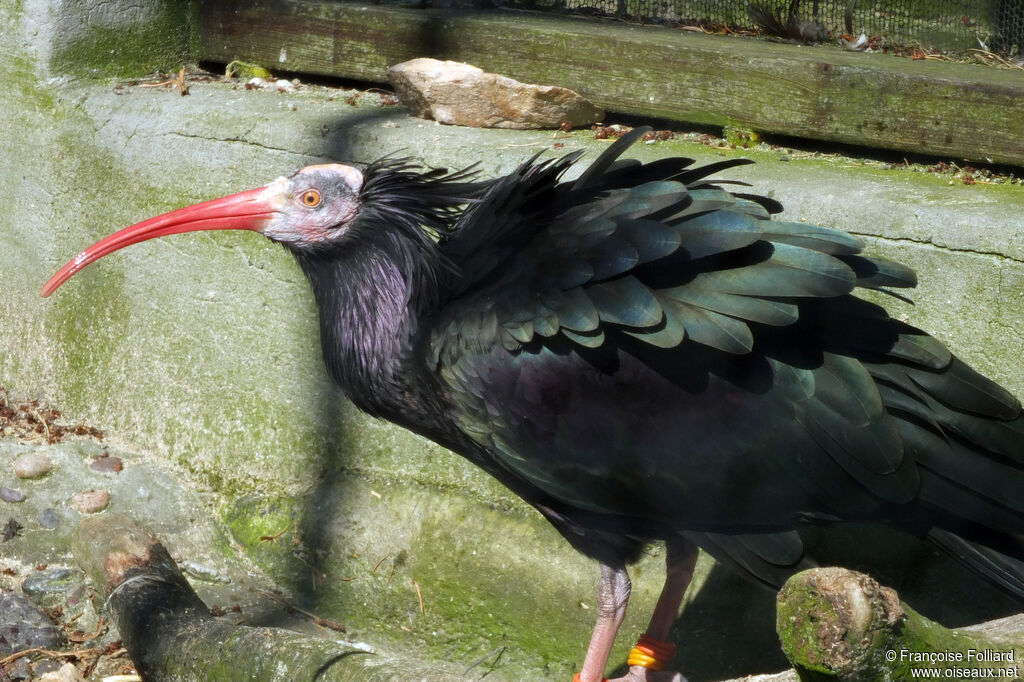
[41, 163, 365, 297]
[259, 164, 363, 247]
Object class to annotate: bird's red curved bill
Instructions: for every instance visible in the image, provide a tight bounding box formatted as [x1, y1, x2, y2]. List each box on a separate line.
[41, 186, 276, 297]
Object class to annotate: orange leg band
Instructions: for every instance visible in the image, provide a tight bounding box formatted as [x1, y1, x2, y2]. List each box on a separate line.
[626, 633, 676, 671]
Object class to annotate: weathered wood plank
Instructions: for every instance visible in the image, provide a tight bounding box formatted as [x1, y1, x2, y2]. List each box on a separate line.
[196, 0, 1024, 166]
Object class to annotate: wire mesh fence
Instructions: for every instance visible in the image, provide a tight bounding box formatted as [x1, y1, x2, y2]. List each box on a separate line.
[500, 0, 1022, 54]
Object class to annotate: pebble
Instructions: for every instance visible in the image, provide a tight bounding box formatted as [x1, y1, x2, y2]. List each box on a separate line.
[35, 663, 86, 682]
[246, 76, 297, 93]
[31, 659, 62, 676]
[0, 590, 66, 656]
[71, 489, 110, 514]
[89, 454, 123, 474]
[12, 452, 54, 479]
[0, 486, 25, 502]
[180, 560, 232, 584]
[22, 568, 83, 607]
[38, 508, 60, 529]
[4, 656, 31, 680]
[65, 584, 87, 607]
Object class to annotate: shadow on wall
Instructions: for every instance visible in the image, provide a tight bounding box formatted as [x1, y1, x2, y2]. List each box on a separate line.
[288, 107, 404, 605]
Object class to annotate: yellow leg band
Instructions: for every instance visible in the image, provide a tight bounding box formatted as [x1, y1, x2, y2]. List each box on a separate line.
[627, 633, 676, 670]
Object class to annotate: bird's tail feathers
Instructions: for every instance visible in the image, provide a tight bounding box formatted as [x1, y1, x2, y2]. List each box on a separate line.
[682, 529, 816, 589]
[928, 527, 1024, 600]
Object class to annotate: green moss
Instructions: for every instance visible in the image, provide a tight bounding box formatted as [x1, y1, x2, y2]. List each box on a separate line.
[224, 494, 300, 548]
[724, 124, 762, 149]
[50, 3, 197, 80]
[44, 274, 131, 416]
[218, 475, 611, 680]
[776, 580, 838, 677]
[42, 140, 136, 415]
[224, 60, 273, 79]
[5, 58, 59, 112]
[880, 605, 1021, 681]
[403, 516, 587, 673]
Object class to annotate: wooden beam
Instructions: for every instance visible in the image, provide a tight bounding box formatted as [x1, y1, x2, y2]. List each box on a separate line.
[196, 0, 1024, 166]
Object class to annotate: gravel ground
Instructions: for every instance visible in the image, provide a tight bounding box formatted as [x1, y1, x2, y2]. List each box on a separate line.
[0, 388, 315, 681]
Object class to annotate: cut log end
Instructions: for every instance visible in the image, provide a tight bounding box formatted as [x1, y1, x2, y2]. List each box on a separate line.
[777, 567, 1024, 682]
[776, 567, 904, 678]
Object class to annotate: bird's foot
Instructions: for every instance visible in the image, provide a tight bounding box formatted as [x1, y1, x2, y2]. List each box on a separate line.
[607, 665, 687, 682]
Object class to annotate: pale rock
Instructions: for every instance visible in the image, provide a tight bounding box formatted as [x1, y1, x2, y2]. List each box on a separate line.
[386, 58, 603, 129]
[35, 663, 86, 682]
[71, 489, 110, 514]
[13, 452, 54, 479]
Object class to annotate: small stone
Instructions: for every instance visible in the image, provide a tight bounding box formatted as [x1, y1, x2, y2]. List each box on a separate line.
[38, 508, 60, 529]
[35, 663, 86, 682]
[22, 568, 83, 607]
[5, 656, 31, 680]
[180, 560, 231, 584]
[71, 490, 110, 514]
[31, 659, 62, 675]
[0, 590, 65, 656]
[65, 584, 87, 607]
[12, 452, 53, 479]
[0, 486, 25, 503]
[386, 58, 604, 130]
[89, 454, 123, 474]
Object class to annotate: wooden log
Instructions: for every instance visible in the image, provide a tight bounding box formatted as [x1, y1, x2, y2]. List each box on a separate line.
[195, 0, 1024, 166]
[72, 515, 461, 682]
[776, 567, 1024, 681]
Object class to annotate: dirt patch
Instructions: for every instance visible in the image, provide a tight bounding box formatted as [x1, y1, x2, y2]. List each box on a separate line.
[0, 387, 104, 445]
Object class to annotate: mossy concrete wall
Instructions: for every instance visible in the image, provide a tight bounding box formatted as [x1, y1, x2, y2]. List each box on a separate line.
[3, 2, 1024, 680]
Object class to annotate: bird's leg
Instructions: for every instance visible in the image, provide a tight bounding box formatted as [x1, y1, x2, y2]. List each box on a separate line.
[608, 538, 699, 682]
[644, 538, 699, 642]
[578, 562, 631, 682]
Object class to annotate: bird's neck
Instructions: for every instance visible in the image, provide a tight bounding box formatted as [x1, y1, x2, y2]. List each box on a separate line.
[293, 230, 447, 424]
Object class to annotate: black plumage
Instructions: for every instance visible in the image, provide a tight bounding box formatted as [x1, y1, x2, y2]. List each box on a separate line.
[44, 127, 1024, 681]
[335, 131, 1022, 571]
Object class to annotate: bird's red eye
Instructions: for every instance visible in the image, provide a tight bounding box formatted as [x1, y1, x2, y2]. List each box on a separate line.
[300, 190, 322, 208]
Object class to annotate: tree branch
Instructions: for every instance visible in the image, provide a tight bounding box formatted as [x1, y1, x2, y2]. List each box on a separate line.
[72, 515, 461, 682]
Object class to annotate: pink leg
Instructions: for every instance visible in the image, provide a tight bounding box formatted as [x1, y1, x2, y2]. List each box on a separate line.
[643, 539, 699, 642]
[580, 539, 699, 682]
[578, 563, 632, 682]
